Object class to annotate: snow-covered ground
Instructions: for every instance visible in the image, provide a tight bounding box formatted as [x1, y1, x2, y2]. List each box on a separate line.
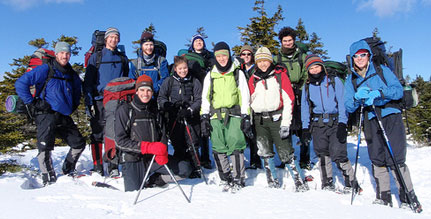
[0, 136, 429, 219]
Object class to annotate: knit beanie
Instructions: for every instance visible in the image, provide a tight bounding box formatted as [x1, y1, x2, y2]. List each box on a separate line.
[135, 75, 153, 91]
[213, 41, 230, 57]
[255, 47, 273, 63]
[105, 27, 120, 41]
[54, 42, 70, 55]
[190, 34, 206, 51]
[140, 32, 154, 44]
[304, 54, 324, 72]
[240, 45, 253, 55]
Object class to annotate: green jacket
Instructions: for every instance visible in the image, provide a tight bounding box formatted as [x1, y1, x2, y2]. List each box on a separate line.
[200, 64, 250, 119]
[273, 48, 308, 90]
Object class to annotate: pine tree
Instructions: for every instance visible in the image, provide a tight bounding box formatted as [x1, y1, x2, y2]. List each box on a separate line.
[234, 0, 283, 55]
[406, 76, 431, 144]
[185, 27, 208, 48]
[132, 23, 157, 52]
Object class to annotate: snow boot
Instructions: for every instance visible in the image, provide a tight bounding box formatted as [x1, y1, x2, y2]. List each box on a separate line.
[321, 177, 335, 191]
[373, 190, 393, 207]
[62, 148, 84, 175]
[399, 189, 422, 213]
[144, 173, 168, 188]
[285, 157, 309, 192]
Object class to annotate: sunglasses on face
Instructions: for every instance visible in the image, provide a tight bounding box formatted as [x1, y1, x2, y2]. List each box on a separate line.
[353, 53, 368, 59]
[240, 53, 252, 56]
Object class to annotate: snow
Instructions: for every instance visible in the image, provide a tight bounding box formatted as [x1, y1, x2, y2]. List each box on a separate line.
[0, 136, 429, 219]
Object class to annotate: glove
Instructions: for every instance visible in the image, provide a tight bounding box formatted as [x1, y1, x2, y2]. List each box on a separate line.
[279, 126, 290, 139]
[240, 114, 254, 139]
[140, 141, 168, 156]
[201, 114, 212, 138]
[163, 102, 175, 112]
[354, 87, 370, 100]
[336, 123, 347, 143]
[85, 105, 95, 119]
[301, 129, 311, 143]
[174, 100, 183, 109]
[178, 108, 192, 119]
[182, 101, 190, 109]
[365, 90, 381, 106]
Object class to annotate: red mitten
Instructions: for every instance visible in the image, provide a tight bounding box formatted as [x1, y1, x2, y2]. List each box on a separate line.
[140, 141, 167, 156]
[155, 154, 169, 165]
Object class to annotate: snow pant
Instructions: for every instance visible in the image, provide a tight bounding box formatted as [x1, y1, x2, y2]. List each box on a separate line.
[213, 151, 245, 185]
[88, 100, 105, 171]
[122, 155, 192, 192]
[364, 113, 416, 203]
[210, 117, 246, 155]
[168, 117, 200, 167]
[35, 112, 86, 175]
[254, 115, 294, 163]
[312, 123, 354, 187]
[245, 123, 260, 168]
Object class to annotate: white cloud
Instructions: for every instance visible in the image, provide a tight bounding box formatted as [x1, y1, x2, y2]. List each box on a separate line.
[355, 0, 417, 17]
[1, 0, 83, 11]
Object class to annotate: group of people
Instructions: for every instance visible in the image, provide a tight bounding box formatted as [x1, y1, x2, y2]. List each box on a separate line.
[14, 26, 421, 211]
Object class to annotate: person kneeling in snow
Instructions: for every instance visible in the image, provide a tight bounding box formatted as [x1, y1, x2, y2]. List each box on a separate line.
[115, 75, 192, 192]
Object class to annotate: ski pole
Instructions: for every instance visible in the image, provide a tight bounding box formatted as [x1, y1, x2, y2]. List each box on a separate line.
[163, 164, 191, 203]
[133, 155, 155, 205]
[351, 104, 364, 205]
[371, 104, 417, 213]
[184, 119, 208, 185]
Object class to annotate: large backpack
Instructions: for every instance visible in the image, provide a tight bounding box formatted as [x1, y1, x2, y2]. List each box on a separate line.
[102, 77, 136, 162]
[84, 30, 129, 74]
[347, 37, 418, 110]
[154, 40, 167, 58]
[5, 48, 57, 117]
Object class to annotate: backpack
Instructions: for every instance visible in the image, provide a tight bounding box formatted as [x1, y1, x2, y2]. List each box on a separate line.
[131, 52, 164, 79]
[348, 37, 418, 110]
[5, 48, 56, 117]
[275, 41, 308, 87]
[102, 77, 136, 162]
[154, 40, 167, 58]
[84, 30, 129, 74]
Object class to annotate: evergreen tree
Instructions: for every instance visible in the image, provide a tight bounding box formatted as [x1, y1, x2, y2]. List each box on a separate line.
[234, 0, 283, 55]
[185, 27, 208, 48]
[132, 23, 157, 52]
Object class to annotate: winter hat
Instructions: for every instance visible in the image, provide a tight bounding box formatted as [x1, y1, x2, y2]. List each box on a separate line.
[105, 27, 120, 40]
[140, 32, 154, 44]
[254, 47, 273, 63]
[213, 41, 230, 57]
[54, 42, 70, 55]
[240, 45, 253, 55]
[304, 54, 324, 72]
[190, 34, 206, 51]
[135, 75, 153, 91]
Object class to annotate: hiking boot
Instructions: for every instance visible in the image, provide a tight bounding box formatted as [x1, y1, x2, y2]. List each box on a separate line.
[220, 180, 232, 192]
[42, 171, 57, 186]
[231, 182, 242, 194]
[189, 169, 202, 179]
[144, 173, 168, 188]
[109, 169, 120, 178]
[372, 198, 393, 207]
[400, 202, 410, 209]
[299, 162, 311, 170]
[268, 179, 281, 189]
[90, 164, 104, 176]
[322, 184, 336, 192]
[62, 160, 76, 176]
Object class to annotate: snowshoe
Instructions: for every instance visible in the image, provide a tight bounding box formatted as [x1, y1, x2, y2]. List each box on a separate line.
[372, 198, 393, 207]
[220, 180, 232, 192]
[268, 179, 281, 189]
[230, 183, 242, 194]
[109, 169, 120, 179]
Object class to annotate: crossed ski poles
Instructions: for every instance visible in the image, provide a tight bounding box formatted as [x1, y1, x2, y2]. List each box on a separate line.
[183, 118, 208, 185]
[133, 155, 190, 205]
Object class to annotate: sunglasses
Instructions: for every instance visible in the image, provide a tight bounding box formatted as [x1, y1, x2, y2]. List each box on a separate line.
[240, 53, 252, 56]
[352, 53, 368, 59]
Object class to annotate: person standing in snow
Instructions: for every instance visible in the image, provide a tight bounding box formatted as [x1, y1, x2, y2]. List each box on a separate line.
[301, 54, 361, 193]
[15, 42, 86, 186]
[200, 42, 252, 192]
[83, 27, 128, 177]
[158, 56, 202, 178]
[248, 47, 306, 191]
[115, 75, 191, 192]
[344, 39, 422, 212]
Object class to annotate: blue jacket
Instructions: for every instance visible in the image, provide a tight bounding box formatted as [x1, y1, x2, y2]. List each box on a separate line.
[129, 50, 169, 94]
[15, 62, 81, 116]
[301, 75, 347, 129]
[83, 47, 128, 106]
[344, 40, 403, 119]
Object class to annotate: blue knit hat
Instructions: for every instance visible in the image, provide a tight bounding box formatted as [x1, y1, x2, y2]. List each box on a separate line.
[189, 34, 206, 52]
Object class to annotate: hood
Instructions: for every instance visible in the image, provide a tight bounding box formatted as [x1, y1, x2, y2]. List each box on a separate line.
[349, 39, 373, 64]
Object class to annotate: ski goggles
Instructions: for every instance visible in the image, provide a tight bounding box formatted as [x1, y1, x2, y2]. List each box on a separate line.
[352, 53, 369, 59]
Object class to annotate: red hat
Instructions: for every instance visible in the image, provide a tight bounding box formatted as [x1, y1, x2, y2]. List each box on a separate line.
[135, 75, 153, 91]
[355, 49, 369, 55]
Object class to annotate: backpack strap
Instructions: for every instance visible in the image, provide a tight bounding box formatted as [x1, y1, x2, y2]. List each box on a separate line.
[39, 61, 69, 99]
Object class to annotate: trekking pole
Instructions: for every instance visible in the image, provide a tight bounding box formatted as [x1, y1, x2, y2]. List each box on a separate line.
[184, 119, 208, 185]
[163, 164, 191, 203]
[351, 104, 364, 205]
[133, 155, 155, 205]
[371, 104, 418, 213]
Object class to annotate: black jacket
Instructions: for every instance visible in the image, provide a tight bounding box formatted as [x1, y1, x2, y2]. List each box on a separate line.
[115, 96, 166, 163]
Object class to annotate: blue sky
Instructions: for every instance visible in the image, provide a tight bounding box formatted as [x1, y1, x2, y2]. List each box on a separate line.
[1, 0, 430, 81]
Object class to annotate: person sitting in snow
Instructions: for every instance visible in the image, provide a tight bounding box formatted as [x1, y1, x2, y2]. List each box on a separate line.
[114, 75, 192, 191]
